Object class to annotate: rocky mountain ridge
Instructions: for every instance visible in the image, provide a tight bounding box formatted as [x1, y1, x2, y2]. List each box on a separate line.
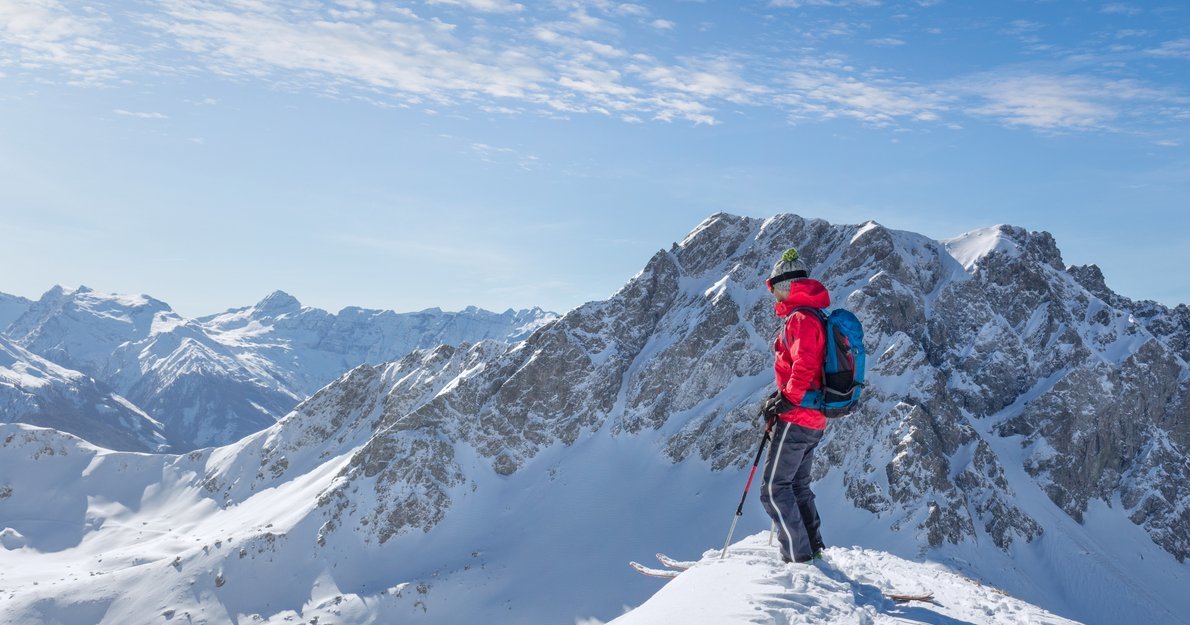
[0, 212, 1185, 625]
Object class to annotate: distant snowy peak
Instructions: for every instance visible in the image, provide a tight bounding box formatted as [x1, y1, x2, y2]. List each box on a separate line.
[0, 335, 167, 452]
[197, 295, 558, 396]
[5, 284, 179, 377]
[0, 291, 32, 333]
[251, 290, 303, 317]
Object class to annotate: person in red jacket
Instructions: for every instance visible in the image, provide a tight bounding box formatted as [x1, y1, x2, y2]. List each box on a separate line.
[759, 247, 829, 564]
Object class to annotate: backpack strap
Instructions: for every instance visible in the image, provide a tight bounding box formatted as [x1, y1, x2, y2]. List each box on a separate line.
[781, 306, 827, 349]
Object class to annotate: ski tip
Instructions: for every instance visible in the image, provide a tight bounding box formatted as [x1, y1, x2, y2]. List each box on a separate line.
[655, 553, 695, 570]
[629, 561, 681, 579]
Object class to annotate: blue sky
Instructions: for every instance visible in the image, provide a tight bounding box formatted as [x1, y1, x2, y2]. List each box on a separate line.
[0, 0, 1187, 317]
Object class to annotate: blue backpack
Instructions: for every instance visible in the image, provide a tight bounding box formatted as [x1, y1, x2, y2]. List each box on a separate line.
[787, 307, 866, 418]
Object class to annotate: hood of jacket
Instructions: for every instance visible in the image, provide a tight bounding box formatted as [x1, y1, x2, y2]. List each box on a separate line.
[774, 278, 831, 317]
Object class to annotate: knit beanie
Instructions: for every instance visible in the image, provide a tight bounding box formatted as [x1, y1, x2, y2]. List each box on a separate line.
[767, 248, 809, 292]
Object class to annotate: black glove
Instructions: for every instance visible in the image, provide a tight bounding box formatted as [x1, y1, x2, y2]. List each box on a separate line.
[758, 391, 777, 426]
[761, 391, 796, 421]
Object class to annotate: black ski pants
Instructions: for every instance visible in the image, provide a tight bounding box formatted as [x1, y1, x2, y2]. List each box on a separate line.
[758, 420, 824, 562]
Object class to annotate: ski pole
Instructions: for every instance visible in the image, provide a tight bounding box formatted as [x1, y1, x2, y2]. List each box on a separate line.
[721, 418, 772, 559]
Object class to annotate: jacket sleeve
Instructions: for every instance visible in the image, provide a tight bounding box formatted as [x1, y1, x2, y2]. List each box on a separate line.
[780, 312, 825, 405]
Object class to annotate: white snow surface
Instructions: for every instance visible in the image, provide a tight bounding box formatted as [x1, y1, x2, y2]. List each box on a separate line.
[613, 532, 1083, 625]
[943, 225, 1020, 271]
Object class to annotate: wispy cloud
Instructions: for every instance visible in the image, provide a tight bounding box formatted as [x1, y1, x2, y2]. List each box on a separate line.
[777, 63, 947, 125]
[425, 0, 525, 13]
[1147, 38, 1190, 60]
[956, 72, 1177, 132]
[0, 0, 132, 83]
[1100, 3, 1142, 16]
[114, 108, 168, 119]
[769, 0, 881, 7]
[467, 141, 541, 170]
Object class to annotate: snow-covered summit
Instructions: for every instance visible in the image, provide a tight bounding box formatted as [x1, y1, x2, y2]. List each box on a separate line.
[251, 290, 303, 317]
[613, 532, 1083, 625]
[5, 285, 177, 376]
[943, 225, 1020, 271]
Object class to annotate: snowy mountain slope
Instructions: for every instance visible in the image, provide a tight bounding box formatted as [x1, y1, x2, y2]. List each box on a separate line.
[0, 336, 166, 452]
[1, 212, 1187, 625]
[0, 291, 32, 332]
[2, 287, 556, 450]
[612, 532, 1084, 625]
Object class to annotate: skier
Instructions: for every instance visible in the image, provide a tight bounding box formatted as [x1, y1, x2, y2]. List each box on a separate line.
[759, 247, 830, 564]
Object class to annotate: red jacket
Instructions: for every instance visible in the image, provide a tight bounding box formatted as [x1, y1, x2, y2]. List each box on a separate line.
[773, 279, 831, 430]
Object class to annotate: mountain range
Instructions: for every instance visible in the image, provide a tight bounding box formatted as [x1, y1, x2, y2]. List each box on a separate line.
[0, 287, 554, 451]
[0, 213, 1186, 625]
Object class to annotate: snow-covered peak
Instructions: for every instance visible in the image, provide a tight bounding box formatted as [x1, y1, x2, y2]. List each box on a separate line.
[252, 290, 302, 316]
[613, 533, 1083, 625]
[676, 211, 755, 251]
[942, 225, 1021, 271]
[5, 285, 177, 377]
[849, 219, 884, 243]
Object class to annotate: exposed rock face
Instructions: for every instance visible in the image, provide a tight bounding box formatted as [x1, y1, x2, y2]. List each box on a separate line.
[291, 214, 1184, 562]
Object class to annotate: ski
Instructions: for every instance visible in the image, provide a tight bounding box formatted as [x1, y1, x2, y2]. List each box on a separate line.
[655, 553, 695, 571]
[884, 592, 934, 603]
[629, 561, 681, 579]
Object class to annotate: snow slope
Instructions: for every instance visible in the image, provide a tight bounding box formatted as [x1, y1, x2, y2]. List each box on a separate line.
[613, 532, 1083, 625]
[0, 336, 166, 452]
[0, 291, 31, 332]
